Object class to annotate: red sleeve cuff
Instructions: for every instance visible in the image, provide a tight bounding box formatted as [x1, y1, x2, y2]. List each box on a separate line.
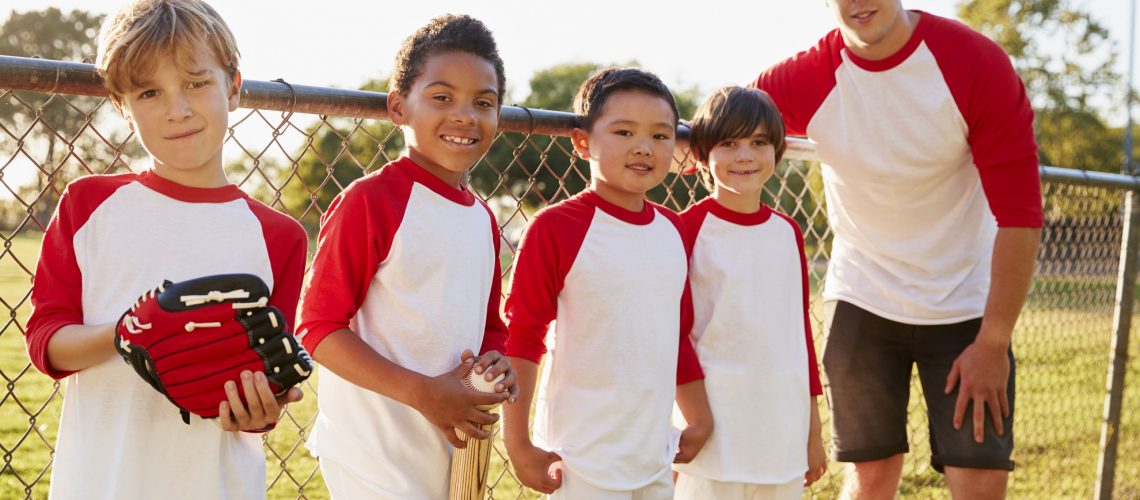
[27, 319, 80, 380]
[297, 322, 347, 356]
[504, 327, 548, 365]
[676, 338, 704, 385]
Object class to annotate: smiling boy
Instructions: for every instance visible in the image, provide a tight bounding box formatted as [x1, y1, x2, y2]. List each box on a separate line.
[295, 14, 517, 499]
[503, 68, 713, 500]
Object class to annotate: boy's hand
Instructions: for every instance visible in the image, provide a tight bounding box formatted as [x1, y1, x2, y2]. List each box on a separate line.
[219, 370, 302, 432]
[505, 441, 562, 494]
[673, 421, 712, 464]
[805, 430, 827, 486]
[413, 351, 508, 448]
[472, 350, 519, 403]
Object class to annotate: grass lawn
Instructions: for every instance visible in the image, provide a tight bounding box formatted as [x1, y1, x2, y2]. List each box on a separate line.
[2, 231, 1139, 499]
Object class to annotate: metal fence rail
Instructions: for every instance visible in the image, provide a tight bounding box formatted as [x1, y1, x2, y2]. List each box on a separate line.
[0, 55, 1137, 499]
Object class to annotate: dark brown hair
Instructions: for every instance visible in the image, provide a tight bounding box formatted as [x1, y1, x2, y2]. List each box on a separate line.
[572, 67, 678, 131]
[689, 86, 787, 165]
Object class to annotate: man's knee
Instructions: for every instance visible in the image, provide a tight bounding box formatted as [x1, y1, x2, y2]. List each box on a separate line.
[840, 455, 905, 500]
[944, 466, 1008, 500]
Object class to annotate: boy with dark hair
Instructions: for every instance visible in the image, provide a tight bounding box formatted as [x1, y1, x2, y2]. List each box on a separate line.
[24, 1, 308, 498]
[677, 85, 826, 500]
[295, 14, 517, 499]
[503, 67, 713, 499]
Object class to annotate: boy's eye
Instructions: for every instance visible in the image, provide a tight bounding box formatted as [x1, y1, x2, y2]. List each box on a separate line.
[433, 95, 452, 103]
[754, 138, 770, 146]
[138, 89, 158, 99]
[654, 133, 673, 140]
[187, 80, 209, 89]
[616, 130, 633, 137]
[476, 98, 496, 108]
[719, 140, 736, 148]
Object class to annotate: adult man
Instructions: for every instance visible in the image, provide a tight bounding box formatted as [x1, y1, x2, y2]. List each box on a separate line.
[752, 1, 1042, 498]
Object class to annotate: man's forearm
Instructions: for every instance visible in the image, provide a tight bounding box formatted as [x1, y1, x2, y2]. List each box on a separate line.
[978, 227, 1041, 347]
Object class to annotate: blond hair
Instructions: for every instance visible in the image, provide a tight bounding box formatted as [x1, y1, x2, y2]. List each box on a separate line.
[96, 0, 239, 105]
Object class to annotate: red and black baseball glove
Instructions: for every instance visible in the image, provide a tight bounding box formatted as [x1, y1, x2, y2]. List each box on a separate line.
[114, 274, 312, 423]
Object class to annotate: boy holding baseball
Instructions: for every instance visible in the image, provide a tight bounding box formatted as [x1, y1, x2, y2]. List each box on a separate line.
[295, 14, 517, 499]
[24, 1, 308, 498]
[503, 67, 713, 499]
[675, 86, 826, 499]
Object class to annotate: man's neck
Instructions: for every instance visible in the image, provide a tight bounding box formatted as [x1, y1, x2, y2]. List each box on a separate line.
[845, 10, 921, 62]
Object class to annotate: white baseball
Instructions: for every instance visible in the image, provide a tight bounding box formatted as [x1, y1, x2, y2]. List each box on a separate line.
[463, 368, 504, 394]
[464, 369, 505, 410]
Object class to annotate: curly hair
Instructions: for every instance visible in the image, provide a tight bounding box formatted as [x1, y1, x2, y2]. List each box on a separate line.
[572, 67, 678, 131]
[390, 14, 505, 102]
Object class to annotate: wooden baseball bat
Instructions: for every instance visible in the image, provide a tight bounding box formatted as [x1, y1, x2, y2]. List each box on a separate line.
[448, 422, 496, 500]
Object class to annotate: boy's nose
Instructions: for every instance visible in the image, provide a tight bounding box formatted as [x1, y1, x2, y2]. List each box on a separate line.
[451, 103, 477, 124]
[166, 94, 192, 121]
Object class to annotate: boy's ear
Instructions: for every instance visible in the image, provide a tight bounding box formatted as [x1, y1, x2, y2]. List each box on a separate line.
[387, 91, 406, 126]
[227, 70, 243, 112]
[569, 128, 591, 159]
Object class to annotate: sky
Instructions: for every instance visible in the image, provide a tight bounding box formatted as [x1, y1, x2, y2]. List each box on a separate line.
[0, 1, 1134, 194]
[4, 0, 1133, 108]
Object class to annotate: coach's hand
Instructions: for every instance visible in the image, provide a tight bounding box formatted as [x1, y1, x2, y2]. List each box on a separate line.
[945, 336, 1010, 443]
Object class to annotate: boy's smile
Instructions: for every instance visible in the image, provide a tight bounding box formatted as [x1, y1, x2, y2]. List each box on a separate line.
[572, 90, 676, 212]
[388, 51, 500, 187]
[707, 125, 776, 213]
[118, 44, 239, 188]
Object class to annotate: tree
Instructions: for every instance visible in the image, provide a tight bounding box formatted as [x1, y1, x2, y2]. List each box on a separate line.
[277, 79, 403, 231]
[0, 8, 127, 232]
[958, 0, 1122, 172]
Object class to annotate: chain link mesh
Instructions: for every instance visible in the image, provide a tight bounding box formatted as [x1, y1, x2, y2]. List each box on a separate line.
[1, 83, 1138, 499]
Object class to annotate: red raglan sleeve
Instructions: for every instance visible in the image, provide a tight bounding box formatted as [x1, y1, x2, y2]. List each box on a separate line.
[246, 201, 308, 332]
[296, 178, 405, 354]
[25, 187, 86, 380]
[783, 214, 823, 396]
[933, 24, 1043, 228]
[504, 211, 571, 364]
[666, 208, 703, 385]
[478, 204, 508, 355]
[753, 31, 844, 137]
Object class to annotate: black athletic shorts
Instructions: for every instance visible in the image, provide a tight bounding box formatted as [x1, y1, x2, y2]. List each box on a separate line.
[822, 300, 1015, 472]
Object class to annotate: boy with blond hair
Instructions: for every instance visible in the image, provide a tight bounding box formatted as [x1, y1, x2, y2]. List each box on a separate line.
[503, 67, 713, 500]
[295, 14, 517, 499]
[24, 1, 307, 499]
[676, 86, 826, 499]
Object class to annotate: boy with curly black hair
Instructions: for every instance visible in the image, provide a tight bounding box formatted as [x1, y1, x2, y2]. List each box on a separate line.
[296, 14, 516, 499]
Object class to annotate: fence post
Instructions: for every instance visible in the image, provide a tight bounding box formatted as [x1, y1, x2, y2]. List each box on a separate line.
[1096, 190, 1140, 499]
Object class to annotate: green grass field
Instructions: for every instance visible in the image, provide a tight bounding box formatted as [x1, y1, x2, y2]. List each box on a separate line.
[1, 232, 1139, 499]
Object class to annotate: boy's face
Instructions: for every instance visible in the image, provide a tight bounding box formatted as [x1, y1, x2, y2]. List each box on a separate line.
[388, 51, 500, 187]
[706, 125, 776, 198]
[572, 91, 676, 206]
[118, 44, 239, 186]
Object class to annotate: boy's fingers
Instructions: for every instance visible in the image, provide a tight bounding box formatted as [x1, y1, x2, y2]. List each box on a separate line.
[443, 427, 465, 448]
[465, 407, 500, 426]
[225, 380, 250, 424]
[253, 372, 280, 415]
[457, 421, 492, 440]
[239, 371, 265, 422]
[218, 401, 235, 431]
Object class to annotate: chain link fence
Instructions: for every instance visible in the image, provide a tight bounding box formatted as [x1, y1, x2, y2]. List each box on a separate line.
[1, 56, 1138, 499]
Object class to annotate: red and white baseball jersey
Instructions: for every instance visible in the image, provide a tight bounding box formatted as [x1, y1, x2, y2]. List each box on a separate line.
[754, 11, 1043, 324]
[296, 157, 507, 499]
[676, 198, 822, 483]
[505, 190, 703, 490]
[25, 170, 307, 500]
